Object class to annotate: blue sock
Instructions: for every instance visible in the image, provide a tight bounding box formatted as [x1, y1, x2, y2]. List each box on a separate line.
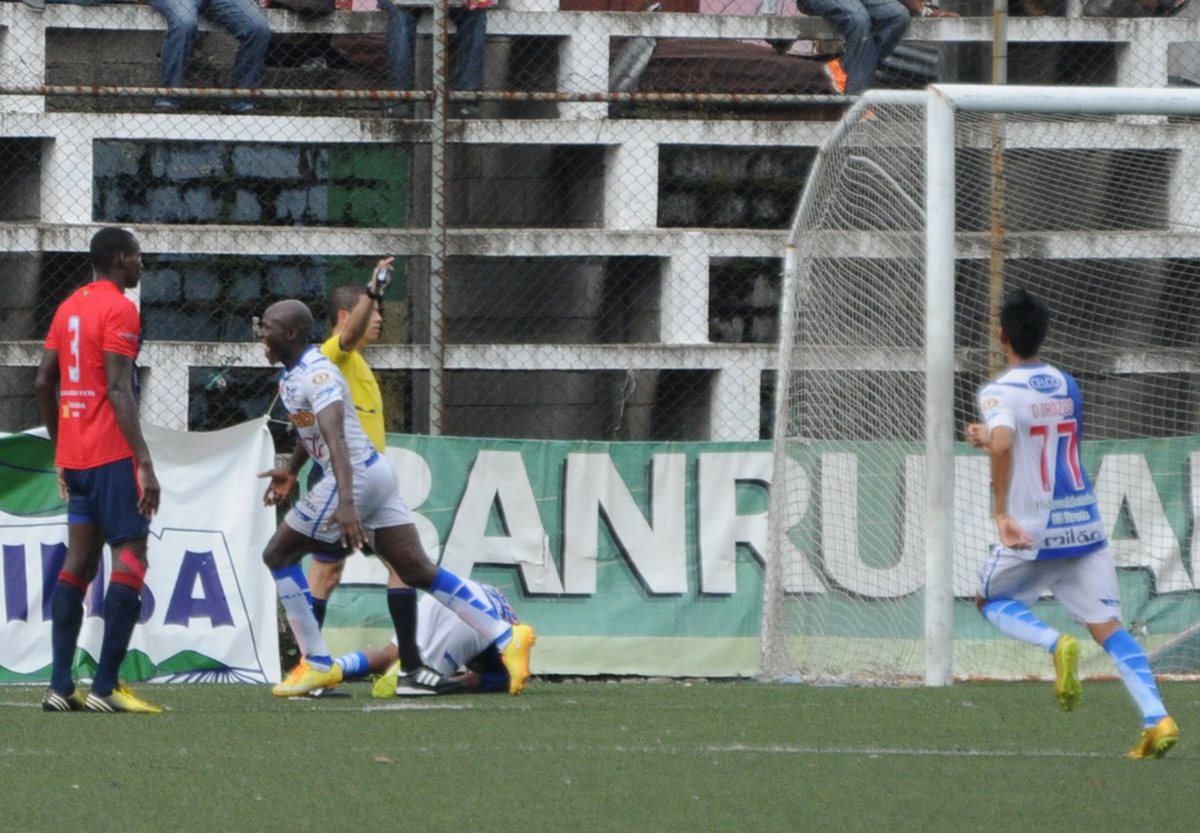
[980, 599, 1059, 652]
[50, 581, 86, 695]
[92, 582, 142, 697]
[1103, 629, 1168, 728]
[335, 651, 371, 679]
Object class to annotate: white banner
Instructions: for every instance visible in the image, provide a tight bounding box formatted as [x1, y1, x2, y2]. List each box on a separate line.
[0, 418, 280, 684]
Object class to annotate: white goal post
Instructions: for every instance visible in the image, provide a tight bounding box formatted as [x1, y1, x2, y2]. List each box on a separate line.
[763, 85, 1200, 687]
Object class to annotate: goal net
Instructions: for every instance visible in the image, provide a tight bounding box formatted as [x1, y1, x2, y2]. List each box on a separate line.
[762, 87, 1200, 686]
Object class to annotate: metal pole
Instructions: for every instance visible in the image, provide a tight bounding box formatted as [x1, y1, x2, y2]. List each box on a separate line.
[924, 87, 957, 687]
[428, 0, 450, 436]
[988, 0, 1008, 377]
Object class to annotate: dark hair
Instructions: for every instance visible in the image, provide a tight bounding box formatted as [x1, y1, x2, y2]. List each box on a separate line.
[1000, 288, 1050, 359]
[327, 284, 368, 326]
[89, 227, 138, 273]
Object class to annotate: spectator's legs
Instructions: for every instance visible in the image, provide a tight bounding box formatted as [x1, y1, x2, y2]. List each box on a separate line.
[148, 0, 201, 88]
[862, 0, 912, 73]
[203, 0, 272, 89]
[449, 8, 486, 92]
[801, 0, 876, 94]
[380, 0, 419, 91]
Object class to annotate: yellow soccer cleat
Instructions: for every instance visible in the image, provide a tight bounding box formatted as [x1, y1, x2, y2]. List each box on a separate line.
[86, 681, 164, 714]
[1053, 634, 1082, 712]
[371, 660, 401, 699]
[272, 658, 343, 698]
[1127, 716, 1179, 760]
[501, 624, 536, 696]
[42, 686, 87, 713]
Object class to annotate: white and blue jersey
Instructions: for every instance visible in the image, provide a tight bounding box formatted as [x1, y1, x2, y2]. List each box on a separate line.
[279, 345, 375, 471]
[279, 345, 414, 545]
[977, 362, 1107, 560]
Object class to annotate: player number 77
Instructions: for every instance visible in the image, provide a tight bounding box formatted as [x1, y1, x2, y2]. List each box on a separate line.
[1028, 420, 1082, 492]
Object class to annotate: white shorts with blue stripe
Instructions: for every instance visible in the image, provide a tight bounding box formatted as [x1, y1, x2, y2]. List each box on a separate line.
[977, 544, 1122, 625]
[284, 452, 414, 546]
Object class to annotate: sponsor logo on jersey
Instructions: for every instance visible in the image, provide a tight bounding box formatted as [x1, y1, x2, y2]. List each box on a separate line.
[311, 372, 331, 385]
[982, 397, 999, 411]
[1028, 373, 1060, 393]
[289, 411, 316, 428]
[1043, 527, 1104, 548]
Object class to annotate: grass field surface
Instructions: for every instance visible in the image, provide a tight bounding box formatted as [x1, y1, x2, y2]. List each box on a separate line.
[0, 678, 1193, 833]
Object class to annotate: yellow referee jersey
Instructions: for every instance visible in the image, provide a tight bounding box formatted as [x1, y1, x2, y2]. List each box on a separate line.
[320, 332, 386, 452]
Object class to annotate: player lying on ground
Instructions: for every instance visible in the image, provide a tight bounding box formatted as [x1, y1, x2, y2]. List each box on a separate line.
[333, 579, 533, 696]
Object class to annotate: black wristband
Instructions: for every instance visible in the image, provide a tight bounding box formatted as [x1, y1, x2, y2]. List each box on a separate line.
[366, 288, 383, 301]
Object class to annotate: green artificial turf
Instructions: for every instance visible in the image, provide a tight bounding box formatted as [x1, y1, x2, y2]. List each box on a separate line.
[0, 678, 1193, 833]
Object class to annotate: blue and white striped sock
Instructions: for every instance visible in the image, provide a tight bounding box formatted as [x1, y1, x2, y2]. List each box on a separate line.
[1103, 629, 1168, 728]
[335, 651, 371, 679]
[980, 599, 1060, 652]
[429, 568, 512, 649]
[273, 564, 332, 669]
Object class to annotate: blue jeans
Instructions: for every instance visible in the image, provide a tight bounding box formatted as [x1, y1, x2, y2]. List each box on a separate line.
[802, 0, 910, 94]
[149, 0, 271, 89]
[377, 1, 486, 92]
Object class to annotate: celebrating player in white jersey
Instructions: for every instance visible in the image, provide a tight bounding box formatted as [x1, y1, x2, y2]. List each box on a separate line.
[255, 299, 535, 698]
[335, 579, 530, 696]
[965, 288, 1177, 760]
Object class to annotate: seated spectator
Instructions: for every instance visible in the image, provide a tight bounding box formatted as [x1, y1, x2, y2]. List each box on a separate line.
[149, 0, 272, 113]
[1140, 0, 1189, 12]
[1120, 0, 1188, 13]
[800, 0, 956, 95]
[376, 0, 488, 118]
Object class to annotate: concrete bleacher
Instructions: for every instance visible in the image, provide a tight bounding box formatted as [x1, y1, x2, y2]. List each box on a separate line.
[0, 1, 1193, 439]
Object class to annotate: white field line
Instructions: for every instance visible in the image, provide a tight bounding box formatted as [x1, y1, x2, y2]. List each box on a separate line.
[0, 698, 1125, 759]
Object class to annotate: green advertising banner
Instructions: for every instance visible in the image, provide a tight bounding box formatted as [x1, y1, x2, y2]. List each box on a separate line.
[6, 425, 1200, 681]
[322, 435, 773, 677]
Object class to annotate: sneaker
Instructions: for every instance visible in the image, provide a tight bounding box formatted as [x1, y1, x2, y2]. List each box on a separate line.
[85, 682, 164, 714]
[42, 687, 86, 712]
[500, 623, 536, 696]
[19, 0, 46, 12]
[272, 658, 343, 698]
[824, 58, 848, 94]
[395, 665, 466, 697]
[221, 99, 255, 114]
[1127, 715, 1180, 760]
[371, 660, 401, 699]
[1052, 634, 1082, 712]
[153, 97, 182, 112]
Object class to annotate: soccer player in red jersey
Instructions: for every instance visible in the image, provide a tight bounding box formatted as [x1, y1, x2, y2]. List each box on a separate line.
[35, 227, 164, 714]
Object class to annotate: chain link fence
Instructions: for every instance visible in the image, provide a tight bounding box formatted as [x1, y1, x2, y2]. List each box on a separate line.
[0, 0, 1193, 450]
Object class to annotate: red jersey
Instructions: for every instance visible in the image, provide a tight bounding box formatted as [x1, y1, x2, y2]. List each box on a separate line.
[43, 280, 141, 469]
